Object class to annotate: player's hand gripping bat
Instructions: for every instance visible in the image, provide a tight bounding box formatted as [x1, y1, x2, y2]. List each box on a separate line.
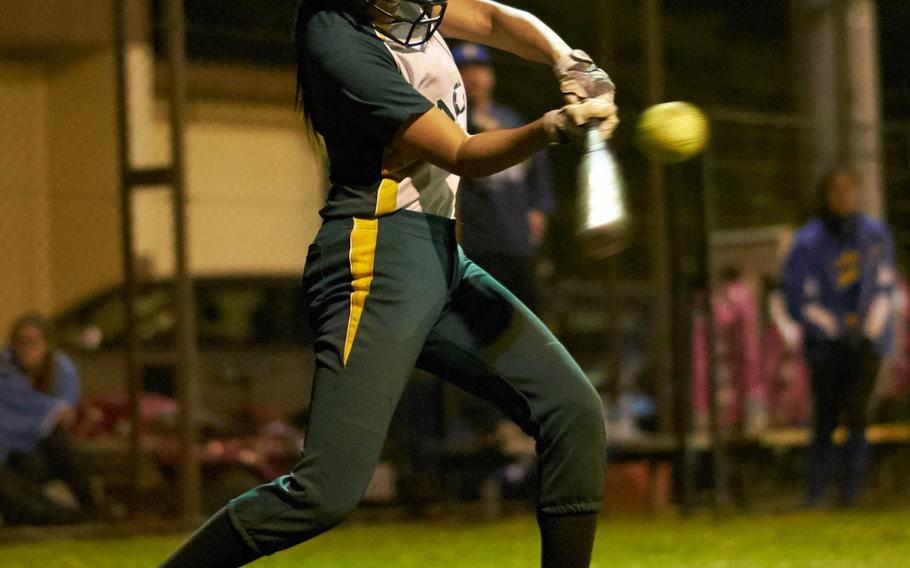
[551, 51, 627, 258]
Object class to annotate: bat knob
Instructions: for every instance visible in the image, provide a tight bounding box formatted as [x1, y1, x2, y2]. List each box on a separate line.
[577, 133, 629, 259]
[580, 220, 630, 259]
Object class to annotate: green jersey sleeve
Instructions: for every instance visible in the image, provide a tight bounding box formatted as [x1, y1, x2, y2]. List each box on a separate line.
[303, 12, 434, 146]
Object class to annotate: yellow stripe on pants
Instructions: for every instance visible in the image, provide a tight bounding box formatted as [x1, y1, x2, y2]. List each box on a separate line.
[375, 178, 399, 216]
[343, 217, 379, 366]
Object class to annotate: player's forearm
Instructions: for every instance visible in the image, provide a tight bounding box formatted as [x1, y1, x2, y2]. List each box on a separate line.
[442, 0, 571, 66]
[397, 107, 549, 178]
[453, 120, 549, 178]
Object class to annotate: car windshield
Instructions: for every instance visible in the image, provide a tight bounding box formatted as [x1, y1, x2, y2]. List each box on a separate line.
[57, 278, 311, 349]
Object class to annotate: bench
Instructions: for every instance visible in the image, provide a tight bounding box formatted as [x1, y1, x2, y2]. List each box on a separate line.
[605, 423, 910, 511]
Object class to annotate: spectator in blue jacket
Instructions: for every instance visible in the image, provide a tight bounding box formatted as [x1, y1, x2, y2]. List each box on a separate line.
[783, 169, 896, 508]
[453, 43, 555, 312]
[0, 313, 95, 524]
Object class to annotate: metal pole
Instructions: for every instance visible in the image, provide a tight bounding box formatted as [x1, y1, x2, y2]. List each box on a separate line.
[699, 140, 730, 510]
[790, 0, 839, 215]
[164, 0, 202, 528]
[643, 0, 672, 432]
[112, 0, 143, 518]
[665, 171, 697, 516]
[642, 0, 692, 512]
[836, 0, 885, 218]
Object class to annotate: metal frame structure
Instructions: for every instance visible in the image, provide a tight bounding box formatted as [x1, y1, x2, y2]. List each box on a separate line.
[112, 0, 201, 527]
[641, 0, 728, 513]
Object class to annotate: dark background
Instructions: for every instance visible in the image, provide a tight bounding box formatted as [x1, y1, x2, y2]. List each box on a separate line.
[152, 0, 910, 278]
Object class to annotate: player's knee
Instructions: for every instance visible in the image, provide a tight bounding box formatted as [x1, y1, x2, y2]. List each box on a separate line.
[568, 378, 604, 423]
[543, 381, 605, 451]
[574, 388, 607, 448]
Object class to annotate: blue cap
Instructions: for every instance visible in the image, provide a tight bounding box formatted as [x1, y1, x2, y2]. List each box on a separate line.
[452, 43, 491, 67]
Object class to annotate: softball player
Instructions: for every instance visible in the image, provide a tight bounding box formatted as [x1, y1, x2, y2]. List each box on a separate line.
[162, 1, 618, 566]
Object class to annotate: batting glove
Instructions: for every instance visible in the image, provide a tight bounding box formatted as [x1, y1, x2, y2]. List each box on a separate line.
[543, 98, 619, 144]
[554, 49, 616, 105]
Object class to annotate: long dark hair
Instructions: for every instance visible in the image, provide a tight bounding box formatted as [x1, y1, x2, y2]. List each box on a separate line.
[814, 167, 860, 236]
[8, 312, 57, 394]
[295, 0, 357, 143]
[815, 167, 859, 218]
[295, 0, 324, 118]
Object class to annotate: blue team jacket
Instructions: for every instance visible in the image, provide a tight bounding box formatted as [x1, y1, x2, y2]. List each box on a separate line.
[458, 103, 554, 258]
[0, 348, 80, 463]
[782, 215, 896, 358]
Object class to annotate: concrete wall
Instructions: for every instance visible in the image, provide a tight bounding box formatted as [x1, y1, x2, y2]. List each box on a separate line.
[125, 44, 325, 279]
[135, 99, 324, 278]
[0, 41, 324, 336]
[45, 50, 123, 314]
[0, 50, 123, 336]
[0, 0, 111, 54]
[0, 61, 52, 333]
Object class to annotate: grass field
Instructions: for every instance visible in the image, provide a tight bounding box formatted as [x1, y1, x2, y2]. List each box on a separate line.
[1, 507, 908, 568]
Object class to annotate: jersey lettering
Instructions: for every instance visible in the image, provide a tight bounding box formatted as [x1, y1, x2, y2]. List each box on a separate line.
[437, 99, 455, 121]
[437, 83, 467, 122]
[453, 82, 466, 116]
[836, 249, 861, 289]
[383, 34, 466, 218]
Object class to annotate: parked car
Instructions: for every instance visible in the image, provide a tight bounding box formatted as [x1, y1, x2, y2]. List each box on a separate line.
[54, 273, 316, 418]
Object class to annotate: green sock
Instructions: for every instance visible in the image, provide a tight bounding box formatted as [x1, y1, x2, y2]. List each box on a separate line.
[159, 507, 260, 568]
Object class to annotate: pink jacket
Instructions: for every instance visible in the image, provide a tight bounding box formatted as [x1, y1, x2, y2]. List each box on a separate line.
[888, 277, 910, 399]
[694, 281, 766, 433]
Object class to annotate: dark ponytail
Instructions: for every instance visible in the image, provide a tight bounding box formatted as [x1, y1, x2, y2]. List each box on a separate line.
[294, 0, 319, 118]
[294, 0, 340, 144]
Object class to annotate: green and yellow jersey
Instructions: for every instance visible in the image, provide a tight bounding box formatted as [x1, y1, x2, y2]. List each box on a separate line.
[302, 10, 467, 220]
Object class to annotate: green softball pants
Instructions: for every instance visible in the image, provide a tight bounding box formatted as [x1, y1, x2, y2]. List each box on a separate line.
[227, 210, 606, 556]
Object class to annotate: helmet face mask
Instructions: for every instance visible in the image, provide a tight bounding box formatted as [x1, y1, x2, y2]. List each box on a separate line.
[362, 0, 447, 47]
